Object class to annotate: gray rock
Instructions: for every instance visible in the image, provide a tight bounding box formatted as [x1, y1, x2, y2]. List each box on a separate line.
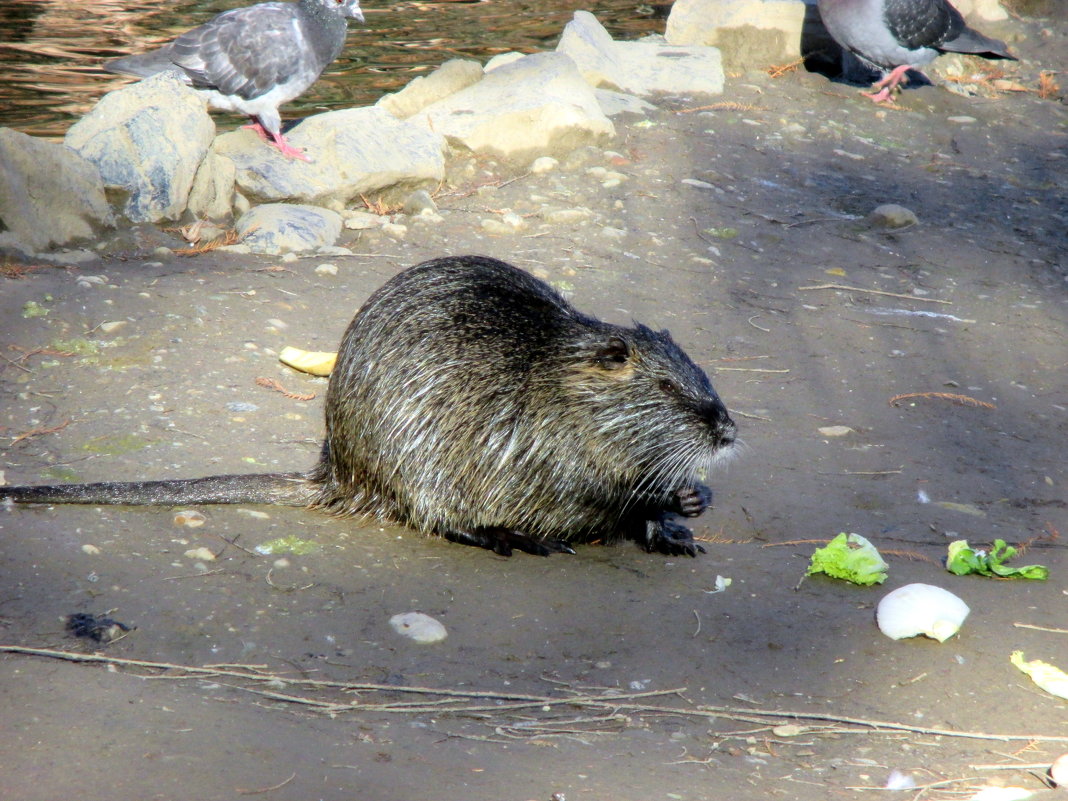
[235, 203, 342, 254]
[0, 128, 114, 252]
[412, 52, 614, 162]
[665, 0, 816, 70]
[212, 106, 446, 206]
[377, 59, 484, 119]
[595, 88, 656, 117]
[402, 189, 438, 216]
[65, 72, 215, 223]
[187, 151, 237, 220]
[558, 11, 724, 96]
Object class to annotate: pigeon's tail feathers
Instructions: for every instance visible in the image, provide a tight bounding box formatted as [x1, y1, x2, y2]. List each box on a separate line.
[941, 27, 1016, 60]
[103, 46, 189, 80]
[0, 472, 316, 507]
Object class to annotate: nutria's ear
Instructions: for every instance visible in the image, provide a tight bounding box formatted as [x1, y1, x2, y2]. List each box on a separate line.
[595, 336, 630, 370]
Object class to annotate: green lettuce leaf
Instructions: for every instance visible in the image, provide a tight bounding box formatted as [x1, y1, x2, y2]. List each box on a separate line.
[806, 533, 888, 585]
[945, 539, 1048, 580]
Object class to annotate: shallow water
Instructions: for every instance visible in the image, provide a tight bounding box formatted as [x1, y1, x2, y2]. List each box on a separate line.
[0, 0, 666, 140]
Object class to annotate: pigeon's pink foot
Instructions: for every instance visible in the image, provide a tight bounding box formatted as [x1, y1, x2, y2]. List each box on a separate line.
[862, 64, 911, 103]
[241, 122, 310, 161]
[241, 120, 272, 141]
[267, 131, 312, 162]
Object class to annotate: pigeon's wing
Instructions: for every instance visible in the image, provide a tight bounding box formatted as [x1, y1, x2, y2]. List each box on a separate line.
[881, 0, 963, 51]
[170, 2, 313, 101]
[104, 43, 185, 80]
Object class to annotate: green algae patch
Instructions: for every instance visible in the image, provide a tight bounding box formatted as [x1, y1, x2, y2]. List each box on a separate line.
[81, 434, 151, 456]
[254, 535, 322, 556]
[22, 300, 50, 318]
[51, 338, 101, 360]
[40, 466, 82, 483]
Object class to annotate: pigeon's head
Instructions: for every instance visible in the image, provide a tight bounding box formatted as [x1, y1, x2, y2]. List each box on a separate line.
[332, 0, 365, 23]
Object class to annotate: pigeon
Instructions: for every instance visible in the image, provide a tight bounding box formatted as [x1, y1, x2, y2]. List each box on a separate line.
[104, 0, 365, 160]
[817, 0, 1016, 103]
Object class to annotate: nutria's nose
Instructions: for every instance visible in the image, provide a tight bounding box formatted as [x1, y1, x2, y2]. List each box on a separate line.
[699, 399, 736, 447]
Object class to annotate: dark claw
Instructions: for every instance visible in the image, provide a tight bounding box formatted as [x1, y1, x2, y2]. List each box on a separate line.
[644, 518, 706, 558]
[444, 526, 575, 557]
[673, 485, 712, 518]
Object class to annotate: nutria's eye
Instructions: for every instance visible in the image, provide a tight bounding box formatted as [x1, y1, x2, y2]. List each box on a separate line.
[659, 379, 679, 395]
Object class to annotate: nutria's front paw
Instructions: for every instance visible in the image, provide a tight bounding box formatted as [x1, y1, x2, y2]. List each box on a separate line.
[673, 485, 712, 518]
[644, 518, 706, 557]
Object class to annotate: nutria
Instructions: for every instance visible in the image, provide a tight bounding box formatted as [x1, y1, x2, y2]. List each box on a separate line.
[1, 256, 736, 557]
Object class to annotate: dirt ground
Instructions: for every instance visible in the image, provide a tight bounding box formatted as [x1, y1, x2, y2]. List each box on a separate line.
[2, 19, 1068, 801]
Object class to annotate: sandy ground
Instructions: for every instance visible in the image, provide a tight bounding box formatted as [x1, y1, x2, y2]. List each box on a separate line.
[2, 21, 1068, 801]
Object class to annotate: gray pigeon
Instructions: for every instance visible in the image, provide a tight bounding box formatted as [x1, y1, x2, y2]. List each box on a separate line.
[104, 0, 364, 160]
[817, 0, 1016, 102]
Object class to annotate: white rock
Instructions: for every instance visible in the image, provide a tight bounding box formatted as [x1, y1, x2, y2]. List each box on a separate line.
[558, 11, 724, 96]
[665, 0, 815, 69]
[187, 151, 237, 221]
[411, 52, 614, 162]
[390, 612, 447, 644]
[343, 210, 386, 230]
[0, 128, 114, 251]
[485, 52, 525, 71]
[377, 59, 484, 119]
[66, 72, 215, 223]
[235, 204, 343, 254]
[213, 106, 447, 207]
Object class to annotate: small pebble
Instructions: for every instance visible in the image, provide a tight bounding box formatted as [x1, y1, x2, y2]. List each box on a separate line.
[81, 543, 101, 555]
[174, 510, 207, 528]
[315, 263, 338, 277]
[543, 208, 592, 225]
[184, 547, 216, 561]
[381, 223, 408, 240]
[390, 612, 448, 644]
[343, 211, 382, 230]
[402, 189, 437, 216]
[867, 204, 918, 229]
[530, 156, 558, 174]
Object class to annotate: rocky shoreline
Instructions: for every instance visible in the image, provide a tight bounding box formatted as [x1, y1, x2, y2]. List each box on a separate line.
[0, 0, 1022, 259]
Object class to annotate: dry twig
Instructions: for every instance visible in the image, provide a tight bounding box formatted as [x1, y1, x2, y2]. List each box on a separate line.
[4, 646, 1068, 744]
[798, 283, 952, 305]
[255, 376, 316, 401]
[888, 392, 996, 409]
[10, 419, 71, 445]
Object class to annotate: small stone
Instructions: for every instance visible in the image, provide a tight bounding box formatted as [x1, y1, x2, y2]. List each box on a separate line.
[818, 425, 854, 437]
[543, 207, 593, 225]
[81, 543, 101, 555]
[98, 321, 127, 334]
[530, 156, 559, 174]
[482, 219, 516, 235]
[402, 189, 438, 216]
[868, 204, 918, 229]
[390, 612, 448, 644]
[343, 211, 382, 230]
[315, 263, 339, 277]
[381, 223, 408, 240]
[601, 226, 627, 239]
[174, 510, 207, 528]
[947, 115, 977, 124]
[184, 546, 216, 561]
[153, 246, 173, 257]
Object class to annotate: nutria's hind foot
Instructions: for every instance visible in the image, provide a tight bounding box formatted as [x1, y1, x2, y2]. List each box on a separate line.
[644, 518, 706, 558]
[673, 485, 712, 518]
[444, 526, 576, 557]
